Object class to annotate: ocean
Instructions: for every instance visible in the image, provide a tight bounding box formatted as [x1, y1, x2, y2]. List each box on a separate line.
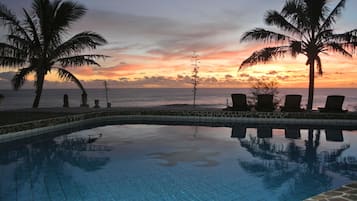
[0, 88, 356, 111]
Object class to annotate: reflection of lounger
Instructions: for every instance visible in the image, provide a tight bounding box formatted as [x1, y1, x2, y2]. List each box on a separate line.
[257, 127, 272, 138]
[325, 129, 343, 142]
[285, 128, 301, 139]
[231, 126, 246, 138]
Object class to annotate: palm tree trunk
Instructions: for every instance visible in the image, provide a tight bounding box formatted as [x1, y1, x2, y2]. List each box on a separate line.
[307, 61, 315, 111]
[32, 72, 45, 108]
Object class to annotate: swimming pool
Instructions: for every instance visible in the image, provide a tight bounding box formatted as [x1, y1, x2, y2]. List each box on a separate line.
[1, 124, 356, 201]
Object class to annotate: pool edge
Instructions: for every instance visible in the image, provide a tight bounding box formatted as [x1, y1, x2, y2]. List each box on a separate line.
[1, 114, 357, 144]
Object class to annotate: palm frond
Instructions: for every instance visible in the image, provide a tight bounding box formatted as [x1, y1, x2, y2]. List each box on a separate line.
[0, 3, 31, 41]
[281, 0, 308, 29]
[240, 47, 289, 70]
[0, 56, 26, 67]
[331, 29, 357, 43]
[56, 55, 107, 67]
[315, 56, 323, 75]
[51, 31, 107, 59]
[325, 42, 352, 57]
[23, 9, 41, 48]
[320, 0, 346, 30]
[0, 43, 26, 58]
[11, 67, 34, 90]
[241, 28, 292, 43]
[265, 10, 301, 34]
[55, 67, 86, 93]
[33, 0, 61, 49]
[281, 0, 304, 17]
[52, 1, 86, 33]
[316, 29, 333, 42]
[304, 0, 327, 27]
[289, 40, 303, 57]
[7, 34, 31, 49]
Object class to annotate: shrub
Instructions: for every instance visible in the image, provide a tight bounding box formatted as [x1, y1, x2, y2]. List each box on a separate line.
[248, 80, 280, 108]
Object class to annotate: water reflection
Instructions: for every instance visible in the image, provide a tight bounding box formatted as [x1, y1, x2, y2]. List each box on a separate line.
[149, 148, 219, 167]
[0, 133, 111, 199]
[232, 126, 357, 200]
[285, 127, 301, 139]
[231, 126, 246, 138]
[325, 128, 344, 142]
[0, 124, 356, 201]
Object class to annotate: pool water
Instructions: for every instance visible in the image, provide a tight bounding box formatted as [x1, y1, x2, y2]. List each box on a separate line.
[1, 124, 356, 201]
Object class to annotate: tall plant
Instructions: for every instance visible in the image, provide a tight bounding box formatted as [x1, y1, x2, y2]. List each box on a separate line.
[0, 0, 107, 108]
[240, 0, 356, 110]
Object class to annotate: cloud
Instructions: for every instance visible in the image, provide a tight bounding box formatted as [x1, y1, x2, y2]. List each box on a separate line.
[225, 74, 233, 79]
[239, 73, 250, 78]
[268, 70, 278, 75]
[69, 9, 243, 61]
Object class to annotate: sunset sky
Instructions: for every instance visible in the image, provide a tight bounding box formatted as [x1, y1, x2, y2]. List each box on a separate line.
[0, 0, 357, 89]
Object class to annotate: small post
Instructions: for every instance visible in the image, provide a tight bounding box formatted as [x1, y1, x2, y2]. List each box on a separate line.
[94, 99, 100, 108]
[80, 93, 89, 107]
[0, 94, 4, 105]
[63, 94, 69, 107]
[104, 81, 111, 108]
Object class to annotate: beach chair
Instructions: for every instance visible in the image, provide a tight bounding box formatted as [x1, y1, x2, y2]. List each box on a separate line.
[255, 94, 274, 112]
[318, 95, 347, 113]
[281, 95, 303, 112]
[231, 94, 249, 111]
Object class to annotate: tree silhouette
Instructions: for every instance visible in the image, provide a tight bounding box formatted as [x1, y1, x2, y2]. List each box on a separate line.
[0, 0, 107, 108]
[0, 134, 111, 200]
[239, 0, 357, 110]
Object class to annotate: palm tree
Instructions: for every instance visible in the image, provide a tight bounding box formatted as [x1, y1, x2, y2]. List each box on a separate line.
[239, 0, 357, 110]
[0, 0, 107, 108]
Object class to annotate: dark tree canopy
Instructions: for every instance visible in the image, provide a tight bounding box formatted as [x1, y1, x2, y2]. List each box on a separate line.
[0, 0, 107, 108]
[240, 0, 357, 110]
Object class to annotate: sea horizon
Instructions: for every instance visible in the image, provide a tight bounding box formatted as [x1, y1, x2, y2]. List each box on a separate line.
[1, 88, 356, 111]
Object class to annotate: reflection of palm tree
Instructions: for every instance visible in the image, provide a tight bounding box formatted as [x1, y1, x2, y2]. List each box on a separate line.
[1, 134, 111, 196]
[0, 0, 107, 108]
[239, 0, 357, 110]
[238, 128, 356, 200]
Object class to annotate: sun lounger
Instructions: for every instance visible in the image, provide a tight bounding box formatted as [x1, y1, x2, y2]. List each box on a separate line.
[255, 94, 274, 112]
[281, 95, 303, 112]
[231, 94, 249, 111]
[318, 95, 347, 113]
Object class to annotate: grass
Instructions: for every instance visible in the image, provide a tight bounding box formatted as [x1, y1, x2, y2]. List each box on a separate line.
[0, 111, 70, 126]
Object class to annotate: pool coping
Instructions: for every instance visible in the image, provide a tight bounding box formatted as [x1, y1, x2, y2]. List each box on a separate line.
[304, 182, 357, 201]
[1, 110, 357, 143]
